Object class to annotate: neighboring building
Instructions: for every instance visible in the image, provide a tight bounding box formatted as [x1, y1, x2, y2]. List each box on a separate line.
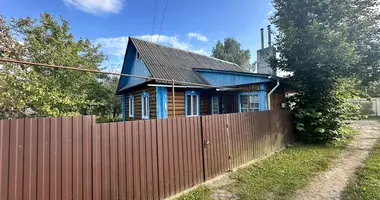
[116, 37, 287, 121]
[349, 98, 380, 116]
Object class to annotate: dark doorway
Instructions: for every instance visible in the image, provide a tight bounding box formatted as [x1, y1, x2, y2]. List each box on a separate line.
[221, 95, 234, 114]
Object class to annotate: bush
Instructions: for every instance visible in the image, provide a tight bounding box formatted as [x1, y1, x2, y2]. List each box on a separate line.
[290, 79, 363, 143]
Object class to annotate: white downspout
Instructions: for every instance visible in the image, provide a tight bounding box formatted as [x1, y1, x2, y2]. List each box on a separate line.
[267, 79, 280, 110]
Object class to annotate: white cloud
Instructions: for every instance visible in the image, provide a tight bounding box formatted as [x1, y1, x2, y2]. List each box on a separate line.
[137, 35, 210, 55]
[137, 35, 190, 50]
[191, 48, 209, 55]
[63, 0, 124, 14]
[94, 34, 210, 68]
[187, 33, 208, 42]
[101, 58, 124, 72]
[94, 36, 129, 56]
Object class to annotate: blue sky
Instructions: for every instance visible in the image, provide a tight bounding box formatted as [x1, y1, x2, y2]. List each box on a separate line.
[2, 0, 275, 72]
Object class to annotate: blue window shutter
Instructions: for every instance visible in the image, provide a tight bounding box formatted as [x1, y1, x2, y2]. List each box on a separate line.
[238, 93, 241, 112]
[259, 91, 266, 111]
[122, 94, 126, 121]
[163, 90, 168, 118]
[156, 87, 161, 119]
[156, 87, 168, 119]
[185, 93, 188, 116]
[259, 83, 267, 111]
[197, 94, 200, 116]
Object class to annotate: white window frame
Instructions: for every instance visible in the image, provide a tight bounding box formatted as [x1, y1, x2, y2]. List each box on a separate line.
[141, 91, 150, 120]
[239, 94, 260, 112]
[185, 91, 200, 117]
[211, 96, 220, 114]
[128, 95, 134, 118]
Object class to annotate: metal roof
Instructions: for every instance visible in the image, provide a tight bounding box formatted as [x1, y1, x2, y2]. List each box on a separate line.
[130, 37, 246, 85]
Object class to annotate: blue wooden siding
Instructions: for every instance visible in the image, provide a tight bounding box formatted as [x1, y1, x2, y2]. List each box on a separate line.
[156, 87, 168, 119]
[197, 70, 271, 87]
[118, 44, 151, 91]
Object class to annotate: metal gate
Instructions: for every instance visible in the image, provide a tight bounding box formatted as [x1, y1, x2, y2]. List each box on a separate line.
[200, 111, 292, 180]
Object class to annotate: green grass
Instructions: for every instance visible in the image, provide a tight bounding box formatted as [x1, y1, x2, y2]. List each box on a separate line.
[176, 186, 213, 200]
[343, 141, 380, 200]
[229, 144, 346, 200]
[175, 127, 354, 200]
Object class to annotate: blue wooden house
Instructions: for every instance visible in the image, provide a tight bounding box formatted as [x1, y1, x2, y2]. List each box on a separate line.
[116, 37, 286, 121]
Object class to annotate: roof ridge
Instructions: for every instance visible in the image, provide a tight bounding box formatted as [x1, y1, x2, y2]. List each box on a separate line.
[130, 36, 244, 69]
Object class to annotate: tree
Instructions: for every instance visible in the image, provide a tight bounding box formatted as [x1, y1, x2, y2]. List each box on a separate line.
[271, 0, 380, 142]
[0, 13, 108, 119]
[357, 81, 380, 97]
[212, 38, 252, 71]
[83, 75, 122, 121]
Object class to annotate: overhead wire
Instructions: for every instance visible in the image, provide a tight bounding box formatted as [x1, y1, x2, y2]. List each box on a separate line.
[156, 0, 170, 43]
[150, 0, 159, 42]
[0, 58, 222, 89]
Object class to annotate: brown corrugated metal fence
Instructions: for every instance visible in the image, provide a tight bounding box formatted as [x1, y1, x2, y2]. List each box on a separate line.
[0, 111, 293, 200]
[201, 110, 294, 180]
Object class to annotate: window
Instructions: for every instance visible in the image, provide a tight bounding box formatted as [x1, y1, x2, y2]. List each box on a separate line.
[141, 91, 150, 119]
[128, 95, 134, 118]
[240, 94, 260, 112]
[211, 96, 219, 114]
[185, 91, 200, 116]
[136, 52, 141, 60]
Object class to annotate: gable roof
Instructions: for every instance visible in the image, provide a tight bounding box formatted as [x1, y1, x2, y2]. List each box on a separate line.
[129, 37, 246, 85]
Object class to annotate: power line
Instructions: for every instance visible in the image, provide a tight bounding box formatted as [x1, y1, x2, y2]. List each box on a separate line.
[150, 0, 159, 42]
[0, 58, 221, 88]
[157, 0, 170, 43]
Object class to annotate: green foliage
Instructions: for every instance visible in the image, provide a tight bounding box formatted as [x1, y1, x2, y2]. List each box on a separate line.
[82, 75, 122, 119]
[176, 186, 212, 200]
[211, 38, 252, 71]
[230, 144, 345, 200]
[0, 13, 120, 119]
[344, 141, 380, 199]
[272, 0, 380, 142]
[289, 79, 364, 142]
